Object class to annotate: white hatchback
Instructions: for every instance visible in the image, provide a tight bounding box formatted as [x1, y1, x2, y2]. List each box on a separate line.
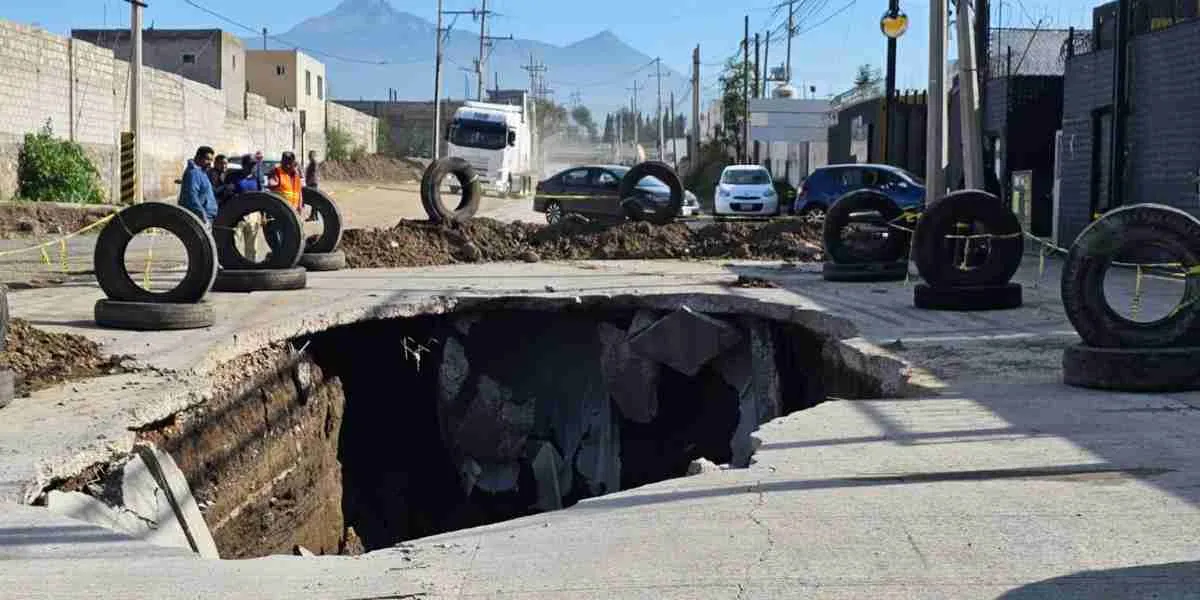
[714, 165, 778, 216]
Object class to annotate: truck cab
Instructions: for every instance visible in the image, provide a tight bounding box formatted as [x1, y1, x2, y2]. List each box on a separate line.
[445, 97, 536, 196]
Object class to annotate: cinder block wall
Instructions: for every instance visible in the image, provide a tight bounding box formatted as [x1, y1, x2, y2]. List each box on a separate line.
[0, 20, 377, 203]
[327, 102, 377, 155]
[1058, 19, 1200, 245]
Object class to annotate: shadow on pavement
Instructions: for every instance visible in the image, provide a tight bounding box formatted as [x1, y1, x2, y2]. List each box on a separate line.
[994, 561, 1200, 599]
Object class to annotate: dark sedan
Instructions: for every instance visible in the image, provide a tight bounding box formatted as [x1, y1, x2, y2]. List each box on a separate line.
[532, 165, 699, 224]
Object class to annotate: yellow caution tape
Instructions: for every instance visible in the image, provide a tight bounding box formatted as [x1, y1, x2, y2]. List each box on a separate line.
[0, 213, 115, 258]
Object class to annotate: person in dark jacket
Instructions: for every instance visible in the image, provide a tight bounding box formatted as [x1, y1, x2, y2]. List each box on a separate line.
[305, 150, 320, 189]
[178, 146, 218, 226]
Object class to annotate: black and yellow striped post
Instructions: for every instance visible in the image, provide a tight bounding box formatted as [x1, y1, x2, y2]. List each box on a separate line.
[120, 131, 137, 204]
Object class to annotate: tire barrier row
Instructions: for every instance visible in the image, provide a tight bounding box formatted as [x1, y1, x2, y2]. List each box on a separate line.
[419, 158, 685, 226]
[92, 188, 344, 331]
[1060, 204, 1200, 392]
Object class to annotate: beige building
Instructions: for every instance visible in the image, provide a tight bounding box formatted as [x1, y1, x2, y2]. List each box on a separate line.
[246, 50, 327, 159]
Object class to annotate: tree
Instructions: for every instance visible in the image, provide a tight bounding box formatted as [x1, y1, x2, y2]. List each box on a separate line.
[602, 113, 614, 143]
[571, 106, 598, 141]
[718, 57, 751, 160]
[534, 98, 569, 139]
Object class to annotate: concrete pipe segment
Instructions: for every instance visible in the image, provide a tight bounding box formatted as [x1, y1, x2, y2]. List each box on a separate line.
[421, 157, 482, 224]
[911, 189, 1024, 310]
[1061, 204, 1200, 391]
[92, 202, 219, 331]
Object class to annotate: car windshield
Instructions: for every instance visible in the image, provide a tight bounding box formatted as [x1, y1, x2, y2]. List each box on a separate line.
[448, 118, 508, 150]
[721, 169, 771, 185]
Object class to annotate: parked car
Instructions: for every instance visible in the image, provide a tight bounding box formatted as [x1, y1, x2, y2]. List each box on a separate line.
[792, 163, 926, 222]
[713, 165, 780, 217]
[532, 165, 700, 224]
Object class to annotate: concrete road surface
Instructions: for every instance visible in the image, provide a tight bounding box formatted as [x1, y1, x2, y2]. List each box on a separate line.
[2, 256, 1199, 598]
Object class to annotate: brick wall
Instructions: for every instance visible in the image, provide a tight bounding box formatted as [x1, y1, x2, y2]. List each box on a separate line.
[1058, 18, 1200, 244]
[0, 20, 377, 202]
[327, 102, 377, 154]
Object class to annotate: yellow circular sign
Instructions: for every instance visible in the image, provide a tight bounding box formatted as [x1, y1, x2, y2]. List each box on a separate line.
[880, 9, 909, 39]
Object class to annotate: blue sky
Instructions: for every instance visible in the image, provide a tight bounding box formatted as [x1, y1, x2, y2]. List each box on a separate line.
[7, 0, 1102, 104]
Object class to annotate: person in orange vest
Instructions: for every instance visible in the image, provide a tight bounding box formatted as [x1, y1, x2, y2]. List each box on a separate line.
[265, 151, 303, 255]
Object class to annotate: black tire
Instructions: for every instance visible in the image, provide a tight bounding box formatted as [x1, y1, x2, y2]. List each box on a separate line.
[914, 189, 1023, 287]
[212, 267, 307, 292]
[299, 250, 346, 272]
[822, 260, 909, 282]
[213, 191, 303, 270]
[94, 202, 218, 303]
[0, 369, 13, 408]
[913, 282, 1023, 311]
[421, 157, 482, 223]
[94, 299, 215, 331]
[301, 187, 343, 254]
[1063, 344, 1200, 392]
[619, 161, 682, 226]
[1061, 204, 1200, 348]
[823, 190, 908, 264]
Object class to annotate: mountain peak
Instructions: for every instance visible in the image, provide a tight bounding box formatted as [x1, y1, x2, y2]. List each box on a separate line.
[575, 29, 623, 45]
[330, 0, 397, 17]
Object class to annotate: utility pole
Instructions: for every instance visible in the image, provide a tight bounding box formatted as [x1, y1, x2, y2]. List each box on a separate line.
[125, 0, 146, 203]
[617, 109, 624, 163]
[476, 0, 487, 100]
[692, 45, 700, 166]
[925, 0, 946, 197]
[522, 53, 548, 100]
[743, 15, 750, 163]
[785, 0, 795, 83]
[753, 33, 761, 99]
[433, 0, 444, 160]
[654, 58, 664, 160]
[956, 0, 984, 189]
[261, 27, 267, 50]
[669, 91, 679, 170]
[1110, 0, 1132, 209]
[762, 31, 770, 96]
[628, 81, 643, 153]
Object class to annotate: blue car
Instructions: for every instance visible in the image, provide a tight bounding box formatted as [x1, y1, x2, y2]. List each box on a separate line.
[792, 164, 926, 222]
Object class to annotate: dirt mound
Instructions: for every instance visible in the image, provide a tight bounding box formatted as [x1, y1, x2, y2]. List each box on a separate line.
[322, 156, 428, 183]
[0, 319, 127, 396]
[0, 202, 117, 239]
[342, 218, 823, 268]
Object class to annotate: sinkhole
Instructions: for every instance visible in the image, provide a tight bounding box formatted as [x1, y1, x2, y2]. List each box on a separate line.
[69, 300, 883, 559]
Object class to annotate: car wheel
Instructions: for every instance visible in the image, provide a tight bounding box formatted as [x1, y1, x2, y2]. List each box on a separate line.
[799, 205, 827, 224]
[545, 201, 564, 225]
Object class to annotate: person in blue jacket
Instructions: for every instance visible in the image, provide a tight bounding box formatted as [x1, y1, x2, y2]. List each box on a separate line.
[178, 146, 218, 226]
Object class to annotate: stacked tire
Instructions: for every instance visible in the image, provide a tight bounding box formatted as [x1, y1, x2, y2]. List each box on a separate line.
[1061, 204, 1200, 392]
[93, 203, 218, 330]
[821, 190, 911, 282]
[911, 190, 1024, 310]
[298, 187, 346, 271]
[211, 191, 307, 292]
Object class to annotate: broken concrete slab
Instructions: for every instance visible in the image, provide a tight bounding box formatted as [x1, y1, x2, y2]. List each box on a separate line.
[118, 454, 193, 552]
[686, 458, 722, 475]
[475, 462, 520, 494]
[574, 395, 621, 496]
[134, 444, 220, 559]
[598, 322, 660, 423]
[45, 491, 173, 549]
[528, 441, 564, 511]
[629, 307, 743, 376]
[453, 375, 535, 462]
[293, 545, 315, 557]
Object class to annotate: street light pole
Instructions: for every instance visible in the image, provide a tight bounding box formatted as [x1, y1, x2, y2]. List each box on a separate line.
[880, 2, 907, 166]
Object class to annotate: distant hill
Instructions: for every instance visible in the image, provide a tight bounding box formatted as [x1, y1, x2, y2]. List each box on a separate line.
[260, 0, 687, 116]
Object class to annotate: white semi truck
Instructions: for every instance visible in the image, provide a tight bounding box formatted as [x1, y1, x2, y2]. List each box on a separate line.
[445, 94, 541, 197]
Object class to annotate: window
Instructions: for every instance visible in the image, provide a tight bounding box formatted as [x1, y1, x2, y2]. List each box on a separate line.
[838, 168, 864, 187]
[317, 75, 324, 100]
[181, 53, 196, 64]
[232, 55, 237, 70]
[562, 169, 590, 187]
[594, 171, 619, 187]
[305, 70, 312, 96]
[276, 65, 286, 76]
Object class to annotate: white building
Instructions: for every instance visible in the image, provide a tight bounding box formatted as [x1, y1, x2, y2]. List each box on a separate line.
[748, 95, 831, 187]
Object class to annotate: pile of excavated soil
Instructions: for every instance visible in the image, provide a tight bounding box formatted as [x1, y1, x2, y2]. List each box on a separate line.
[0, 319, 127, 395]
[342, 218, 823, 268]
[0, 202, 117, 239]
[321, 156, 428, 183]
